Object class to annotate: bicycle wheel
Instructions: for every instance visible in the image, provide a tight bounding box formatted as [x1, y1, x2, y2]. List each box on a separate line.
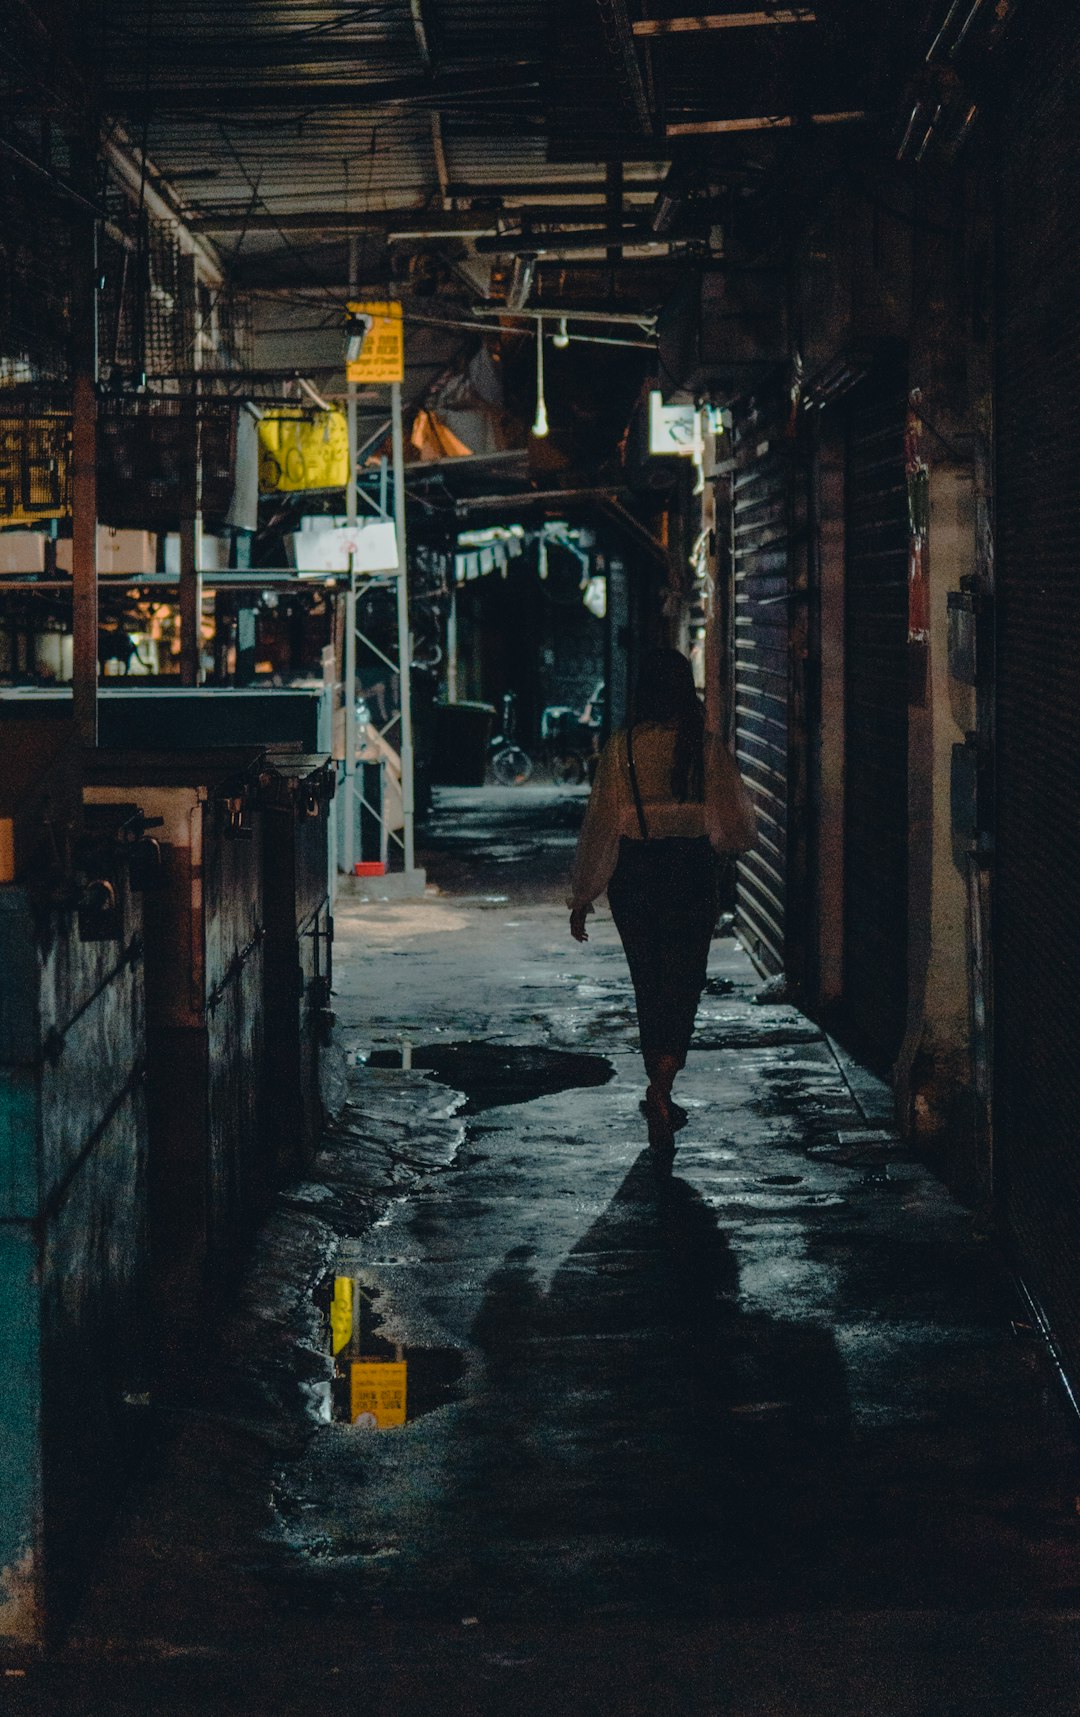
[492, 745, 533, 786]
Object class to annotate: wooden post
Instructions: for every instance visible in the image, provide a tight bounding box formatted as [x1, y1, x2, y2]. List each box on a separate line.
[179, 256, 203, 686]
[70, 135, 99, 746]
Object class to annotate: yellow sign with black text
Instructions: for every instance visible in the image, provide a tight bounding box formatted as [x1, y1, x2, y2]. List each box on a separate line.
[350, 1359, 407, 1428]
[345, 300, 404, 385]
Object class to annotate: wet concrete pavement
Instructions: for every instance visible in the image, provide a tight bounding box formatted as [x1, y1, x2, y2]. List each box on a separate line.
[9, 786, 1080, 1714]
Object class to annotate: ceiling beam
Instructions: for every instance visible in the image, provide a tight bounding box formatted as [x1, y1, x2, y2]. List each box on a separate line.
[103, 63, 540, 114]
[665, 110, 866, 136]
[473, 225, 654, 255]
[633, 9, 815, 35]
[188, 205, 643, 233]
[431, 113, 451, 209]
[445, 179, 661, 199]
[103, 126, 223, 285]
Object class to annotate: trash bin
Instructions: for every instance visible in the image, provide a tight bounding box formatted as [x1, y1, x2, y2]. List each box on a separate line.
[84, 749, 266, 1303]
[0, 723, 149, 1646]
[430, 700, 496, 787]
[258, 750, 335, 1179]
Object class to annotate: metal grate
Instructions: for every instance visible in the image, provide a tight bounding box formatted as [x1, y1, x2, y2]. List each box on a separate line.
[841, 377, 909, 1071]
[732, 434, 792, 977]
[996, 0, 1080, 1389]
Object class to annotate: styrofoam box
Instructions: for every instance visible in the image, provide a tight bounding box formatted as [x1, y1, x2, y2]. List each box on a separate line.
[0, 533, 46, 574]
[56, 530, 157, 575]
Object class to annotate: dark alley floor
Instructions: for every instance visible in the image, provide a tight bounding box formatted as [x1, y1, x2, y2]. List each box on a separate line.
[10, 787, 1080, 1715]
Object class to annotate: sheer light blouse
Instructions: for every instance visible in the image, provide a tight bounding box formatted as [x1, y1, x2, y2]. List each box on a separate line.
[569, 722, 757, 912]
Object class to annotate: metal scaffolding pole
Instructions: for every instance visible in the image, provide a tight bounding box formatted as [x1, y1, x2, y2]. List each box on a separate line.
[179, 256, 205, 688]
[446, 583, 459, 704]
[341, 236, 359, 875]
[391, 379, 418, 880]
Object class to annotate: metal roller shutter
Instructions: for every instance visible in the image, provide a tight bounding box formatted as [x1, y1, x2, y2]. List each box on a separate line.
[996, 2, 1080, 1382]
[732, 435, 793, 976]
[842, 379, 909, 1070]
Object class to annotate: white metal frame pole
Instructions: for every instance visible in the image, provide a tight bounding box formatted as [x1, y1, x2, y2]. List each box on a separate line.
[391, 379, 416, 875]
[446, 581, 459, 704]
[341, 236, 359, 875]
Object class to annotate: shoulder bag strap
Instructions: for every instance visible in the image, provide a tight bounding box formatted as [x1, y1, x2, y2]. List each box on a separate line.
[625, 725, 650, 840]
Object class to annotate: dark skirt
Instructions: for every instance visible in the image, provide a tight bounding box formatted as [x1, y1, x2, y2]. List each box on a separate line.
[606, 836, 718, 1076]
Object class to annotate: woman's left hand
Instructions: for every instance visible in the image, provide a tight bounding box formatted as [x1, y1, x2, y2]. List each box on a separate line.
[569, 907, 589, 944]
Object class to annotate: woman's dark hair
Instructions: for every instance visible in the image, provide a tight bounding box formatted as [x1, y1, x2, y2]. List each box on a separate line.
[631, 648, 704, 802]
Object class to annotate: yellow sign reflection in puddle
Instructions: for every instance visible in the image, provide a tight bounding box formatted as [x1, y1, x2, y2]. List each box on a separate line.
[350, 1360, 408, 1428]
[330, 1276, 354, 1356]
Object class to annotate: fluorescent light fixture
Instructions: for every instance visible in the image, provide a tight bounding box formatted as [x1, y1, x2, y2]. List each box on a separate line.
[532, 320, 549, 438]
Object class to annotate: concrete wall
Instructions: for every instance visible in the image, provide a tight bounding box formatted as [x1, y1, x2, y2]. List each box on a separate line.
[0, 881, 147, 1646]
[896, 463, 979, 1178]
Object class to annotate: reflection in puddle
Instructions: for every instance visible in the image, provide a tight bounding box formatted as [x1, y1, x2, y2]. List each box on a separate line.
[317, 1275, 465, 1429]
[365, 1039, 614, 1113]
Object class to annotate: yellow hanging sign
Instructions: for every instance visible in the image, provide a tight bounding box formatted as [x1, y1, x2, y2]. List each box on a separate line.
[350, 1359, 407, 1428]
[257, 408, 350, 493]
[330, 1276, 354, 1356]
[345, 300, 405, 385]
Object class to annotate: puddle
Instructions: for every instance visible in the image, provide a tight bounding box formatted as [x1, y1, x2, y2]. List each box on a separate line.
[365, 1040, 614, 1113]
[317, 1276, 465, 1429]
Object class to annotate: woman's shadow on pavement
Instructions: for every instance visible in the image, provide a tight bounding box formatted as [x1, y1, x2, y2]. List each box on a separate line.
[462, 1152, 854, 1621]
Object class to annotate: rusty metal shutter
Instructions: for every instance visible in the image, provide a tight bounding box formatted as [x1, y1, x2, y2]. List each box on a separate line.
[841, 378, 909, 1070]
[733, 435, 793, 976]
[996, 1, 1080, 1382]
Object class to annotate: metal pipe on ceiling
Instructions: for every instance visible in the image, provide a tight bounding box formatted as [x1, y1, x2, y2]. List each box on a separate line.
[665, 110, 866, 137]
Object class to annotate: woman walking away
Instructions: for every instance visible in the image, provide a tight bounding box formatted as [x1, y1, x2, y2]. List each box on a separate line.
[568, 649, 756, 1160]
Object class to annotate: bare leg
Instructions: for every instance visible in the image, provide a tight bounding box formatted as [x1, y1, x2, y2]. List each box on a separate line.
[645, 1052, 679, 1155]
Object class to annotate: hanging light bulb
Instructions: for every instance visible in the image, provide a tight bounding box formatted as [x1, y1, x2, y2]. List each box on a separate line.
[553, 316, 570, 349]
[532, 319, 549, 438]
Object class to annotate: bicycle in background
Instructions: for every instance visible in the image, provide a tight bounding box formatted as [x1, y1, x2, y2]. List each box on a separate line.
[489, 691, 533, 785]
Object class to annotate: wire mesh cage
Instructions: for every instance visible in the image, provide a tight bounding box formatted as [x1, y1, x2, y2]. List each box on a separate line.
[99, 185, 254, 386]
[97, 396, 237, 528]
[0, 147, 74, 391]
